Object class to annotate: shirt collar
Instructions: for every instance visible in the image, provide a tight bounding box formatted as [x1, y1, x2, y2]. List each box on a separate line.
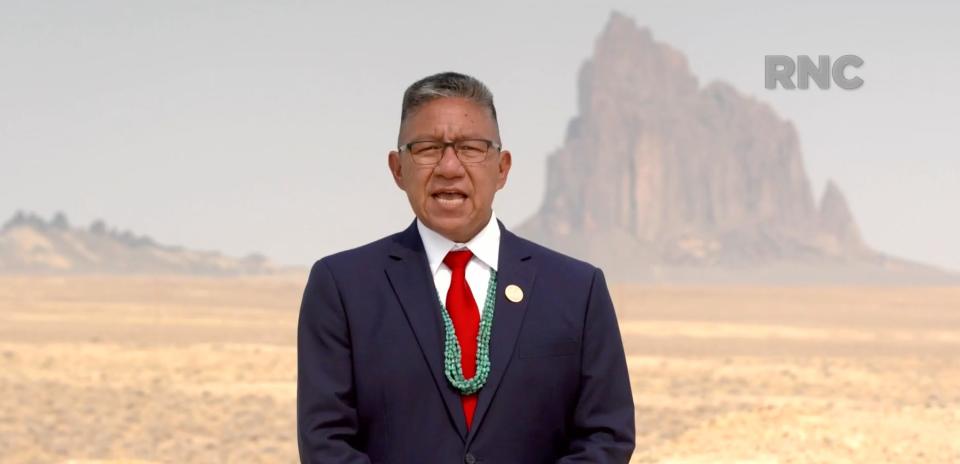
[417, 210, 501, 275]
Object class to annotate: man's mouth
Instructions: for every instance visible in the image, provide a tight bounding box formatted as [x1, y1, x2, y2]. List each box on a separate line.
[433, 192, 467, 200]
[431, 190, 468, 206]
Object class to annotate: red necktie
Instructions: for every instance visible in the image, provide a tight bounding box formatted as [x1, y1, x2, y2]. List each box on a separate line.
[443, 249, 480, 430]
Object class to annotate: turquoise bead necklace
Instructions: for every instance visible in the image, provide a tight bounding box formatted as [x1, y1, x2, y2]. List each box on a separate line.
[438, 270, 497, 395]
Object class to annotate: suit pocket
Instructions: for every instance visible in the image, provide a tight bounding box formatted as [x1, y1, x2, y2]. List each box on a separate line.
[518, 336, 580, 359]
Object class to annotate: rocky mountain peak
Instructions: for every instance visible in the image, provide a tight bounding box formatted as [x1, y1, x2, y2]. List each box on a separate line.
[517, 12, 954, 283]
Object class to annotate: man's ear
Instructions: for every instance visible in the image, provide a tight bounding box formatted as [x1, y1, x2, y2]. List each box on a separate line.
[495, 150, 512, 190]
[388, 150, 405, 190]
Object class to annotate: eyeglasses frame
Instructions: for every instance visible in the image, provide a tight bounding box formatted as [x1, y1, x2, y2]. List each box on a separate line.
[397, 138, 503, 165]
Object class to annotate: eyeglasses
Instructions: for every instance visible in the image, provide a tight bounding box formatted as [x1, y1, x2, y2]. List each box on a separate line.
[398, 138, 501, 165]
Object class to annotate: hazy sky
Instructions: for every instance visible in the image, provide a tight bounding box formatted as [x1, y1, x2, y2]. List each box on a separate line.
[3, 0, 958, 271]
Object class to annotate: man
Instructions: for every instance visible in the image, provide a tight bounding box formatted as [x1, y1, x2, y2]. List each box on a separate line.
[297, 72, 635, 463]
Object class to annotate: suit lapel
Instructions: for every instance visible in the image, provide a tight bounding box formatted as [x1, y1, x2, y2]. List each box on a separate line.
[384, 218, 537, 445]
[385, 219, 469, 441]
[466, 220, 535, 446]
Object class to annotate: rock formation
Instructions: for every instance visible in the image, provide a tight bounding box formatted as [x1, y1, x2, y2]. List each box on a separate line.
[0, 211, 277, 275]
[517, 12, 956, 283]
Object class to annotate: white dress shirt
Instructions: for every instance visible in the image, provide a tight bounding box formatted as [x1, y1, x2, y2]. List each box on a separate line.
[417, 211, 501, 315]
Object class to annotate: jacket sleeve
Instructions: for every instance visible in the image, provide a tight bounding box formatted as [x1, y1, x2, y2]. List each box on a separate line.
[557, 267, 636, 463]
[297, 259, 372, 464]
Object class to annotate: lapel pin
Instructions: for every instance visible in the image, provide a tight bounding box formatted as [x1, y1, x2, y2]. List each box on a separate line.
[505, 284, 524, 303]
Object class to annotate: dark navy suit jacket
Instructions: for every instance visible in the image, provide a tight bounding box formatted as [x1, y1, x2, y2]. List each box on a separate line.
[297, 218, 635, 463]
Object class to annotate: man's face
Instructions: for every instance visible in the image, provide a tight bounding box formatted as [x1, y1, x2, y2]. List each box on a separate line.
[388, 97, 512, 243]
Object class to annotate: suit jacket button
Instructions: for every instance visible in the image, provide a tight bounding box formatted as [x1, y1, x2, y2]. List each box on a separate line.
[464, 453, 477, 464]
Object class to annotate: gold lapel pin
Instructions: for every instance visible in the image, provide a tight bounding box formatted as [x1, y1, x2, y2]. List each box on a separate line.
[505, 284, 524, 303]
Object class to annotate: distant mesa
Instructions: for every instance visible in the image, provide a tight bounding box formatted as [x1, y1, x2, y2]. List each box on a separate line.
[0, 210, 278, 275]
[517, 12, 957, 284]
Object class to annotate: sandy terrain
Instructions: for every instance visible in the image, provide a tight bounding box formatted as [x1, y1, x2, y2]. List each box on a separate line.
[1, 276, 958, 463]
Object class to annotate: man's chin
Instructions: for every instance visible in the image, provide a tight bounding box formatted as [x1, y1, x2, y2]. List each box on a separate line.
[423, 205, 471, 223]
[421, 215, 477, 241]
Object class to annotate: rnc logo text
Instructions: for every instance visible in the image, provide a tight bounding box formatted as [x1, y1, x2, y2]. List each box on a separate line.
[765, 55, 864, 90]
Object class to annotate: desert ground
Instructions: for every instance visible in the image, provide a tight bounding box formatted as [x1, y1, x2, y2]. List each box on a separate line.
[0, 275, 958, 463]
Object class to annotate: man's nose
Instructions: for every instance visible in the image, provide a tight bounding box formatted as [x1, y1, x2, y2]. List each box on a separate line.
[433, 144, 466, 176]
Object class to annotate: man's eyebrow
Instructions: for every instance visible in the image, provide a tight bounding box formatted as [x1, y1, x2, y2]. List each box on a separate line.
[405, 133, 488, 142]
